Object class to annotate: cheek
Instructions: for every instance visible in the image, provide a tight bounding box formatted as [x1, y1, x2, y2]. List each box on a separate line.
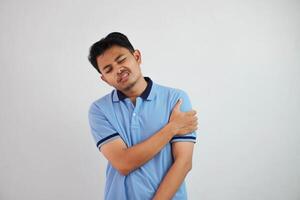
[128, 60, 139, 70]
[102, 75, 114, 84]
[127, 58, 137, 65]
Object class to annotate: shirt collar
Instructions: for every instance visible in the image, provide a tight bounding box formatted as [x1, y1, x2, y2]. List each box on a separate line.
[112, 77, 155, 102]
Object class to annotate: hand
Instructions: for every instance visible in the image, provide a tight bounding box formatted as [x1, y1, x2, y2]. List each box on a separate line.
[169, 99, 198, 136]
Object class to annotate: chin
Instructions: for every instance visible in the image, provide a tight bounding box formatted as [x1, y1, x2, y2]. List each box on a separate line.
[124, 80, 137, 91]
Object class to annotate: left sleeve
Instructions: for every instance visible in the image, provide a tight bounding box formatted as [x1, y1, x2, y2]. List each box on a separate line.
[170, 89, 197, 143]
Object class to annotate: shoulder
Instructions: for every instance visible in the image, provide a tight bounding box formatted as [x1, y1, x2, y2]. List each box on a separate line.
[153, 82, 193, 112]
[154, 82, 189, 100]
[88, 90, 114, 114]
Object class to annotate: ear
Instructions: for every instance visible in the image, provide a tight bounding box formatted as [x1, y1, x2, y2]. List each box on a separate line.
[133, 49, 142, 64]
[100, 75, 109, 84]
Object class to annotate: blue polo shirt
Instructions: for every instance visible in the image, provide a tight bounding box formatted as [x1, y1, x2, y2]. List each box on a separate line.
[88, 77, 196, 200]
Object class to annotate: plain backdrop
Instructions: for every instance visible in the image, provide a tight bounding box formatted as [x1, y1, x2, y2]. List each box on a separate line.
[0, 0, 299, 199]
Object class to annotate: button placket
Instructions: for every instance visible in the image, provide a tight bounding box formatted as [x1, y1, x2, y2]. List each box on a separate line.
[131, 97, 141, 126]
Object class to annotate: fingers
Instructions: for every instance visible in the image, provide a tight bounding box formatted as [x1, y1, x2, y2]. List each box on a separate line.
[191, 110, 197, 115]
[190, 122, 199, 132]
[193, 115, 198, 121]
[185, 110, 197, 117]
[190, 115, 198, 131]
[173, 99, 182, 111]
[184, 125, 198, 133]
[183, 117, 198, 133]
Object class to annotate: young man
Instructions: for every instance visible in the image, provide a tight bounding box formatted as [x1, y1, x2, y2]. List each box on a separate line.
[88, 32, 198, 200]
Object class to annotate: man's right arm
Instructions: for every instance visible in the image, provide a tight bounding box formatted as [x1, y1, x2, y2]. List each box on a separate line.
[99, 99, 198, 176]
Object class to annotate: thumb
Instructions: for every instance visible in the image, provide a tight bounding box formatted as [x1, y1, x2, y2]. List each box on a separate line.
[174, 98, 182, 111]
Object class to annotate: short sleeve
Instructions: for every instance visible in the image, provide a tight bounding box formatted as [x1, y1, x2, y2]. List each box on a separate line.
[170, 89, 197, 143]
[88, 102, 121, 150]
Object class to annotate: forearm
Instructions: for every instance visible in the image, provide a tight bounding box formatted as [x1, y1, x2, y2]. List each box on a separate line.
[121, 122, 177, 174]
[153, 159, 191, 200]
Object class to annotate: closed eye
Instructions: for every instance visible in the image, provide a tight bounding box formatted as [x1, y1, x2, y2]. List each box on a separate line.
[118, 58, 126, 63]
[105, 67, 112, 73]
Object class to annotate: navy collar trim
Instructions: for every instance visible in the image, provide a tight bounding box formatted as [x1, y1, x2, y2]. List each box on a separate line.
[116, 77, 153, 101]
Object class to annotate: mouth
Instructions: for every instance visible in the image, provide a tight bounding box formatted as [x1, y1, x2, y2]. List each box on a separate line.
[117, 72, 130, 83]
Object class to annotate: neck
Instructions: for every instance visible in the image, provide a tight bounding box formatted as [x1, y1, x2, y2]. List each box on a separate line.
[122, 76, 147, 101]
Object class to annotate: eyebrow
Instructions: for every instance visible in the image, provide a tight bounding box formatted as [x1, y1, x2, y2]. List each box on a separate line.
[102, 54, 125, 71]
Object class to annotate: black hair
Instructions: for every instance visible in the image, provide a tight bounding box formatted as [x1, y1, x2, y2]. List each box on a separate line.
[88, 32, 135, 74]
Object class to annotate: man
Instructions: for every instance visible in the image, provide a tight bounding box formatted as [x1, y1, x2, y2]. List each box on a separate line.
[88, 32, 198, 200]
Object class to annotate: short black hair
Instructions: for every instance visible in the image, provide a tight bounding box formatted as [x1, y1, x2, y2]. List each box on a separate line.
[88, 32, 135, 74]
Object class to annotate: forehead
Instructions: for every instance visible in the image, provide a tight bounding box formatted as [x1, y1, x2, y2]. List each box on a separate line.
[96, 45, 130, 68]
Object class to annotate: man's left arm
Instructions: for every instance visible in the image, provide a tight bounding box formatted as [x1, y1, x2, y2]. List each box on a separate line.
[153, 142, 194, 200]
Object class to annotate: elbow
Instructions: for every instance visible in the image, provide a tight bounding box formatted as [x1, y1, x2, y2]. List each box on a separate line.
[113, 150, 138, 176]
[115, 161, 134, 176]
[118, 170, 128, 176]
[117, 167, 131, 176]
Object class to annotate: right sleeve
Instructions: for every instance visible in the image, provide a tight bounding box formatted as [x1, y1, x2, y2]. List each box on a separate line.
[88, 102, 121, 150]
[170, 89, 197, 143]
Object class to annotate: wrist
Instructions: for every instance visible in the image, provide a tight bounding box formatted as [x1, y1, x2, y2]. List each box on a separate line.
[167, 121, 178, 136]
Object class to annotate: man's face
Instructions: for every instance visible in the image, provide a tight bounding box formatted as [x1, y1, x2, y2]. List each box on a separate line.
[96, 45, 142, 92]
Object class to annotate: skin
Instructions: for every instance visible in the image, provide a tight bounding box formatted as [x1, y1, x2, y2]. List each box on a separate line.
[96, 45, 197, 199]
[97, 45, 146, 105]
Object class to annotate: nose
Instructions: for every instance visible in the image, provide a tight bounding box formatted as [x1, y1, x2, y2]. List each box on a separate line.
[117, 66, 126, 75]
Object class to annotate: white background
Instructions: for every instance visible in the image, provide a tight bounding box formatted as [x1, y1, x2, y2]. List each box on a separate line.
[1, 0, 299, 199]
